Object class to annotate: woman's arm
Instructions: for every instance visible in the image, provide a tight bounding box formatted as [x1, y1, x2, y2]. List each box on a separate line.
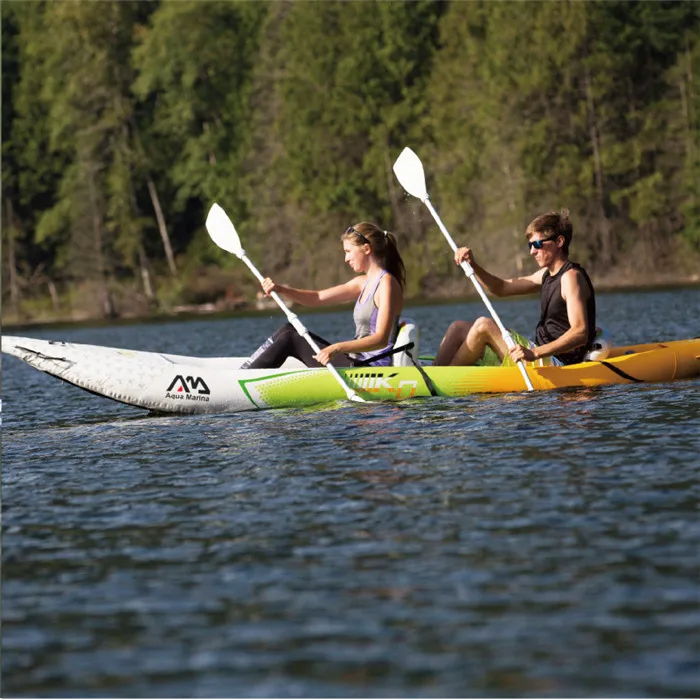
[261, 276, 365, 307]
[315, 274, 403, 364]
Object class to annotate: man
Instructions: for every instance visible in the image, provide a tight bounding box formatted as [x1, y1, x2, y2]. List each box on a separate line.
[434, 209, 596, 367]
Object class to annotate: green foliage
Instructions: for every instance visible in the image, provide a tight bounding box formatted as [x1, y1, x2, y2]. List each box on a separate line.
[258, 0, 443, 293]
[3, 2, 66, 275]
[132, 1, 267, 212]
[425, 0, 700, 273]
[676, 17, 700, 248]
[3, 0, 700, 322]
[275, 1, 441, 215]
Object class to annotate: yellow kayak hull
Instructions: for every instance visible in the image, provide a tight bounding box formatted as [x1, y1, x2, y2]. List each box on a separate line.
[428, 339, 700, 394]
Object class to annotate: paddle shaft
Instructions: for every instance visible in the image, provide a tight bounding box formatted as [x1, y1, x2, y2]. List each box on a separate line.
[423, 199, 535, 392]
[239, 253, 366, 402]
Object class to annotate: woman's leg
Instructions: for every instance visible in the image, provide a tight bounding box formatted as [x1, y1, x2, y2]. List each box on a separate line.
[242, 323, 353, 369]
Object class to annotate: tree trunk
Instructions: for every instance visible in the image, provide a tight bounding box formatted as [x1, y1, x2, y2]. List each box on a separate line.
[5, 198, 20, 316]
[47, 278, 60, 311]
[584, 62, 612, 268]
[138, 243, 155, 303]
[146, 174, 177, 277]
[681, 39, 696, 167]
[85, 155, 114, 318]
[129, 116, 178, 278]
[384, 143, 423, 255]
[502, 162, 526, 272]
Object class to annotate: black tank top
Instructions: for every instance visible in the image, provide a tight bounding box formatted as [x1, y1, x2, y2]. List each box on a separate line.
[535, 260, 596, 365]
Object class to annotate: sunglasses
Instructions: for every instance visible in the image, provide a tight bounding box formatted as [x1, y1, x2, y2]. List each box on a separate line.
[345, 225, 371, 245]
[527, 235, 559, 250]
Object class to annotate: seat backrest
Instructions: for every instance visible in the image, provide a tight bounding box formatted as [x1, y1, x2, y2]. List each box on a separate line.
[583, 325, 613, 361]
[393, 318, 420, 366]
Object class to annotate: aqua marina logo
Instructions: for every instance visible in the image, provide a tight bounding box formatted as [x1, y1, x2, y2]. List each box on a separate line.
[166, 375, 211, 402]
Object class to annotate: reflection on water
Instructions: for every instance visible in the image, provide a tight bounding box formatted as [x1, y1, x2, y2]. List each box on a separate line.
[2, 289, 700, 697]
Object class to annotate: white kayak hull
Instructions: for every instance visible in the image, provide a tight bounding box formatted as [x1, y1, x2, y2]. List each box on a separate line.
[1, 335, 316, 414]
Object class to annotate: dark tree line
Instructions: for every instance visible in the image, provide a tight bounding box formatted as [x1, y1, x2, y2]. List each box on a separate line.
[2, 1, 699, 322]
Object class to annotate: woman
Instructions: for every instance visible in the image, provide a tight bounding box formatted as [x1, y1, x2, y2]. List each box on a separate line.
[242, 223, 406, 369]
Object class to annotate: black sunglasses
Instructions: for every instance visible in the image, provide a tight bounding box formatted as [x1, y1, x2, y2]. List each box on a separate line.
[528, 235, 559, 250]
[345, 225, 371, 245]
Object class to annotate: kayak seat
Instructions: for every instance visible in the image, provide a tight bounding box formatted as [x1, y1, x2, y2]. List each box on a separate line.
[583, 325, 613, 361]
[393, 318, 420, 366]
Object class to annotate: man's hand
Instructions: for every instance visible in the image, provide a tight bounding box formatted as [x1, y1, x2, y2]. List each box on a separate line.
[261, 277, 277, 296]
[509, 344, 537, 363]
[455, 247, 474, 266]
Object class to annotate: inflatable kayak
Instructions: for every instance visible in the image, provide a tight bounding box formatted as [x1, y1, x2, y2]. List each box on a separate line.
[2, 335, 699, 415]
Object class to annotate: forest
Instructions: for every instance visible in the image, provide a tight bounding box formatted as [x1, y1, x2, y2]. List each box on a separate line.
[2, 0, 699, 324]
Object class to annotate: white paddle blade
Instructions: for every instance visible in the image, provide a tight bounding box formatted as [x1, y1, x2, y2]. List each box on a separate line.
[393, 147, 429, 201]
[205, 203, 243, 257]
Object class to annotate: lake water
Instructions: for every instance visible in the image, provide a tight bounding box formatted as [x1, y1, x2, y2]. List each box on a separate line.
[2, 288, 699, 697]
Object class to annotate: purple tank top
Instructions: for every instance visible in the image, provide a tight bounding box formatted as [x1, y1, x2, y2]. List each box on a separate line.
[352, 271, 398, 366]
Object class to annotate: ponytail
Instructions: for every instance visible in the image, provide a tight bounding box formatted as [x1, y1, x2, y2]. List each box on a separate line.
[382, 230, 406, 290]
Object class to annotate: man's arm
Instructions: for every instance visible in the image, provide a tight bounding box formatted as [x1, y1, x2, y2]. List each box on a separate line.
[487, 269, 545, 297]
[455, 247, 544, 296]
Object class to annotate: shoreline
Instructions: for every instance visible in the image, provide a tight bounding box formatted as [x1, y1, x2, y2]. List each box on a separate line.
[3, 278, 699, 334]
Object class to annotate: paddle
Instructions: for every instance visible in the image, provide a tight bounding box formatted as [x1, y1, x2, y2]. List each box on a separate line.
[205, 203, 366, 403]
[392, 147, 535, 392]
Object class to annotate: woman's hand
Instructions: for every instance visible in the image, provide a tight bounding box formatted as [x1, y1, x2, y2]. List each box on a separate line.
[455, 247, 474, 266]
[314, 343, 342, 366]
[261, 278, 277, 296]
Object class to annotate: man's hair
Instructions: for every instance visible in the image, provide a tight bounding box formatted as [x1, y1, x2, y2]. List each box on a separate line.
[526, 209, 573, 254]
